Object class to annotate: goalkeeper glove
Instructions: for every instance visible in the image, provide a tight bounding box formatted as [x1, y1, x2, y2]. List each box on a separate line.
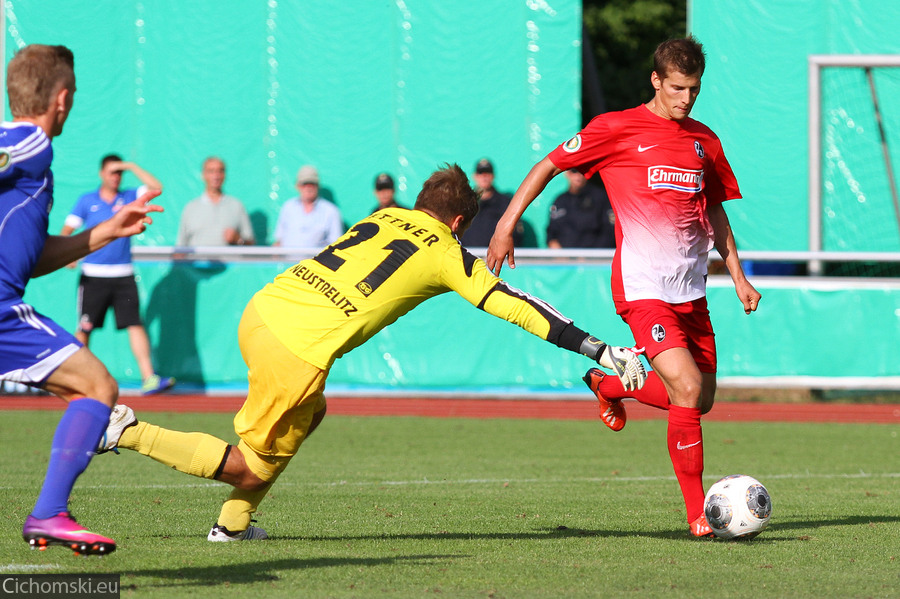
[597, 345, 647, 392]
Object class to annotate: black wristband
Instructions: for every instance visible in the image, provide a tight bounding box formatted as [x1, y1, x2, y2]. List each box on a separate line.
[551, 324, 607, 361]
[579, 335, 607, 361]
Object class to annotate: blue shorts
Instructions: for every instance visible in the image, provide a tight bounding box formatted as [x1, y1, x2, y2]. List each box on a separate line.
[0, 300, 82, 386]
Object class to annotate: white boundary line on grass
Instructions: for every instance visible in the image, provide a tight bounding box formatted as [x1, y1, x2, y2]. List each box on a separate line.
[3, 471, 898, 492]
[0, 564, 59, 572]
[300, 471, 900, 487]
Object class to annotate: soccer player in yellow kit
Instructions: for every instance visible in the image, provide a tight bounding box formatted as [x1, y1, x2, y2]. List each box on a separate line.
[100, 164, 646, 541]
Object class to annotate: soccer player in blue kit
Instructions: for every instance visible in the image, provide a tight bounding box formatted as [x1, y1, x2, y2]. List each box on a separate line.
[0, 44, 163, 555]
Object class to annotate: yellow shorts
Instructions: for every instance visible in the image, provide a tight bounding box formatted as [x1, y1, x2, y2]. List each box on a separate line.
[234, 299, 328, 458]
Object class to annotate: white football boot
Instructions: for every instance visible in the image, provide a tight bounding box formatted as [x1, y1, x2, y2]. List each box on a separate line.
[207, 523, 269, 541]
[97, 404, 137, 454]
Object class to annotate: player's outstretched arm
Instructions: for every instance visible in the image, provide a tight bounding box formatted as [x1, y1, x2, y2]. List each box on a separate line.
[34, 189, 163, 277]
[456, 251, 645, 389]
[486, 157, 561, 276]
[471, 276, 646, 390]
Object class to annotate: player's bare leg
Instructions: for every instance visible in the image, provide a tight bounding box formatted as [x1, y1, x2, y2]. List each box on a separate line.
[127, 324, 175, 395]
[74, 329, 90, 347]
[42, 347, 118, 406]
[127, 324, 155, 382]
[211, 407, 327, 541]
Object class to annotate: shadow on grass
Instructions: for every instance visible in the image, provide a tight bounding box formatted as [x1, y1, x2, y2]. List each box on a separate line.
[756, 514, 900, 533]
[114, 515, 900, 588]
[274, 513, 900, 543]
[124, 554, 463, 588]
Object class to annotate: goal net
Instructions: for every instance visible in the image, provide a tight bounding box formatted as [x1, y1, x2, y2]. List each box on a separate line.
[810, 55, 900, 276]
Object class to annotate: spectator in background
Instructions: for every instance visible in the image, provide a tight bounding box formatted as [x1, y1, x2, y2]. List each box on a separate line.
[177, 157, 254, 247]
[274, 165, 343, 248]
[461, 158, 523, 248]
[546, 170, 616, 249]
[61, 155, 175, 397]
[370, 172, 405, 213]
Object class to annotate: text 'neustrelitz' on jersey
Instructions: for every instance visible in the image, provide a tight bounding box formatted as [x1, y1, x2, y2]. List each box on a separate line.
[288, 264, 358, 316]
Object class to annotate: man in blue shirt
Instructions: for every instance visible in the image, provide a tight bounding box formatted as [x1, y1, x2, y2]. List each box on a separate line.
[62, 154, 174, 395]
[273, 165, 344, 248]
[0, 44, 164, 555]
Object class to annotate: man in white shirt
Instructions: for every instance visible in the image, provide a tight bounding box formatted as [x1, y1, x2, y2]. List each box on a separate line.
[177, 157, 254, 246]
[274, 165, 343, 248]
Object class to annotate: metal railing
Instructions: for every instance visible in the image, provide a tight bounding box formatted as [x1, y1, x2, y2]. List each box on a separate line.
[131, 246, 900, 268]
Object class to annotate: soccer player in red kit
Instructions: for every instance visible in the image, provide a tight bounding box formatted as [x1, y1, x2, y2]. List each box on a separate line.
[486, 36, 761, 537]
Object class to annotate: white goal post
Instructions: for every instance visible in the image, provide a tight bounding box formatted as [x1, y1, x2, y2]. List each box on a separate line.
[808, 54, 900, 274]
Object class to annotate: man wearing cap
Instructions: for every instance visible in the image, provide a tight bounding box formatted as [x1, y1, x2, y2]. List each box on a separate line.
[460, 158, 522, 248]
[274, 165, 344, 248]
[370, 172, 405, 213]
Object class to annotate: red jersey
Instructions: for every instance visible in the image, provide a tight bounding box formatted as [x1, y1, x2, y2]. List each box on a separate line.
[548, 105, 741, 304]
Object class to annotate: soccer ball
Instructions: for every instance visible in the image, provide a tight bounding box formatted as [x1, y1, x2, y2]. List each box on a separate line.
[703, 474, 772, 539]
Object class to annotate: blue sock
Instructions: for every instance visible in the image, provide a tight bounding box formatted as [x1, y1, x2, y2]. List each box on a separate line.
[31, 398, 111, 519]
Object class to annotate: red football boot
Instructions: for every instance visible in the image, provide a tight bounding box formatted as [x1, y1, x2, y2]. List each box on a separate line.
[583, 368, 627, 432]
[689, 513, 716, 538]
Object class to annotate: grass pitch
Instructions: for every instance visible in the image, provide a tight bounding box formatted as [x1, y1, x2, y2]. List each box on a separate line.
[1, 410, 898, 598]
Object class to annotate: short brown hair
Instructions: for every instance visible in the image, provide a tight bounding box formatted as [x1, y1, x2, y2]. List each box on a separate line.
[100, 154, 123, 169]
[653, 36, 705, 80]
[6, 44, 75, 118]
[414, 163, 480, 227]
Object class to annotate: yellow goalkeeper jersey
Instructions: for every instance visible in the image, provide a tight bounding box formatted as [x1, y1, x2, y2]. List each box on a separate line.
[253, 207, 574, 370]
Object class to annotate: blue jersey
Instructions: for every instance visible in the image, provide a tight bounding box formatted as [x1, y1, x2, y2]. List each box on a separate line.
[0, 121, 82, 385]
[65, 187, 142, 274]
[0, 122, 54, 302]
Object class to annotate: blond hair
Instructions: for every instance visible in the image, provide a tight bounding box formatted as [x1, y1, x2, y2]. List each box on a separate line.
[6, 44, 75, 118]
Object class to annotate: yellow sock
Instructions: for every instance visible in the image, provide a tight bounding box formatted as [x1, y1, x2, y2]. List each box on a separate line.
[216, 483, 275, 532]
[119, 421, 228, 479]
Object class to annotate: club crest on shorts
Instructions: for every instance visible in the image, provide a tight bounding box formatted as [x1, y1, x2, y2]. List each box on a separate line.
[651, 323, 666, 342]
[562, 134, 582, 153]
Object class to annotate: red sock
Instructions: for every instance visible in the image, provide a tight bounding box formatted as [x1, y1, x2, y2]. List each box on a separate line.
[599, 371, 669, 410]
[666, 405, 705, 522]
